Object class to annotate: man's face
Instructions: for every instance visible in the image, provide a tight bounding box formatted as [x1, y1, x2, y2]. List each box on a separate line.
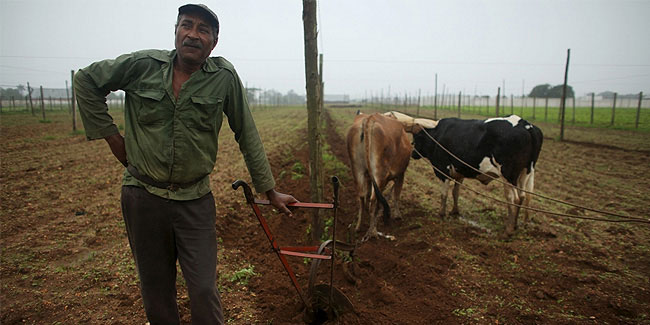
[175, 12, 218, 66]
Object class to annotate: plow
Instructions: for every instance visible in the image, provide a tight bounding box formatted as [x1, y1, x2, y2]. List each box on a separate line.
[232, 176, 356, 323]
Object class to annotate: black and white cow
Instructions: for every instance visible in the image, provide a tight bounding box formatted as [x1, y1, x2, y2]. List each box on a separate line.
[411, 115, 543, 234]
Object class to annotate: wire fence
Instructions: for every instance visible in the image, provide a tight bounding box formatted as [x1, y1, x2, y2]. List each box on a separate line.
[361, 92, 649, 132]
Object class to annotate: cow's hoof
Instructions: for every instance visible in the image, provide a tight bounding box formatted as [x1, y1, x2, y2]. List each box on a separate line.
[361, 232, 378, 242]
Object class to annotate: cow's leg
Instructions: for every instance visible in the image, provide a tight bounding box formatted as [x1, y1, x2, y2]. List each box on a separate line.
[355, 180, 371, 232]
[391, 175, 405, 220]
[439, 179, 451, 218]
[520, 168, 535, 224]
[363, 189, 380, 241]
[450, 178, 463, 216]
[503, 184, 520, 235]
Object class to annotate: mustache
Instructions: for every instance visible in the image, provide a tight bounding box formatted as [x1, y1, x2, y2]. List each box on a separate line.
[182, 40, 203, 49]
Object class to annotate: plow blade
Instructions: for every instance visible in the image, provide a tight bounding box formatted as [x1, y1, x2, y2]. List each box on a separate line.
[304, 284, 356, 324]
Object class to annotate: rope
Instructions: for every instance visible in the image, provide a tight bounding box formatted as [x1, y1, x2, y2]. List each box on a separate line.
[411, 146, 650, 224]
[416, 126, 648, 222]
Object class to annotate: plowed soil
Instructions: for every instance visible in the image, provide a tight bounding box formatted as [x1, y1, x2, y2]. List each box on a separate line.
[1, 107, 649, 324]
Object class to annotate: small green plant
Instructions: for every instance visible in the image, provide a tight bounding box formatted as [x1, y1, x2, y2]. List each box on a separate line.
[229, 265, 257, 285]
[290, 161, 305, 180]
[453, 307, 476, 317]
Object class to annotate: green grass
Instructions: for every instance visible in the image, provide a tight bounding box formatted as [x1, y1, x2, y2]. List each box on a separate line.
[367, 103, 650, 132]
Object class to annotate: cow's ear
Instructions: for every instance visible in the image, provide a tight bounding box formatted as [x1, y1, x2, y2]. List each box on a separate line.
[412, 124, 424, 134]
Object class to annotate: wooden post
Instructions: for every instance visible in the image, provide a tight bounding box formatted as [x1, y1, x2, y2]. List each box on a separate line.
[486, 95, 490, 115]
[544, 96, 548, 121]
[495, 87, 501, 117]
[457, 91, 462, 118]
[510, 94, 514, 115]
[559, 49, 570, 141]
[533, 97, 536, 120]
[571, 97, 576, 124]
[636, 91, 643, 129]
[303, 0, 323, 243]
[434, 73, 438, 119]
[610, 92, 617, 126]
[417, 88, 421, 117]
[39, 86, 46, 120]
[318, 52, 325, 203]
[71, 70, 77, 131]
[590, 92, 595, 125]
[12, 96, 16, 110]
[27, 82, 35, 116]
[65, 80, 71, 113]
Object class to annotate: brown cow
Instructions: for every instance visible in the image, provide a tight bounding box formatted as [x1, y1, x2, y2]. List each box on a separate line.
[346, 112, 412, 241]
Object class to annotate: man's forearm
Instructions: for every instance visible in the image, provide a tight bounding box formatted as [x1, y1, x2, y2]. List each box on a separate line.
[104, 133, 128, 167]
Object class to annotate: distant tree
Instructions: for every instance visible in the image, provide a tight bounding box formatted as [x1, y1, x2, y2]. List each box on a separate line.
[529, 83, 573, 98]
[548, 85, 574, 98]
[0, 85, 26, 98]
[598, 91, 616, 99]
[528, 84, 551, 97]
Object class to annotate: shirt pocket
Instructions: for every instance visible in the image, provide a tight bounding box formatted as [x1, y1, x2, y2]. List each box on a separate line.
[187, 96, 223, 131]
[133, 89, 167, 125]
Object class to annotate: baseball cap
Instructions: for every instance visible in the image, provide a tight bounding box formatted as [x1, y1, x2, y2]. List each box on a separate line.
[178, 4, 219, 34]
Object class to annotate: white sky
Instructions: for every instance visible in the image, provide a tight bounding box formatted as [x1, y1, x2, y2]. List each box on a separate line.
[1, 0, 649, 99]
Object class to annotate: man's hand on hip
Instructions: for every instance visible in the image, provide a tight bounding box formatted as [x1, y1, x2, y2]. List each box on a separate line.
[104, 133, 128, 167]
[265, 189, 298, 217]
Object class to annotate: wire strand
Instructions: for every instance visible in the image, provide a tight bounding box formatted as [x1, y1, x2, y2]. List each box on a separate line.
[411, 147, 650, 224]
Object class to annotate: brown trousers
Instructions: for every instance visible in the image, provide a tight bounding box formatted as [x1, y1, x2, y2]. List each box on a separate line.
[121, 186, 224, 324]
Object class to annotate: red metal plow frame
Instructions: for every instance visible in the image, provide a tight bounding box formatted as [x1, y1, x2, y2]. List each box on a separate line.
[231, 177, 341, 310]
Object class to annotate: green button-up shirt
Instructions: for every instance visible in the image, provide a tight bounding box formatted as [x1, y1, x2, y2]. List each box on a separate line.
[74, 49, 275, 200]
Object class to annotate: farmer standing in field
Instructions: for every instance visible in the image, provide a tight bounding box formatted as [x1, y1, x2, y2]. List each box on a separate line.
[73, 4, 297, 324]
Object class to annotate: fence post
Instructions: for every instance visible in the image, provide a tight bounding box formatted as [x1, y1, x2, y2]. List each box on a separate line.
[510, 94, 514, 115]
[610, 92, 617, 126]
[636, 91, 643, 129]
[434, 73, 438, 119]
[559, 49, 570, 141]
[486, 95, 490, 115]
[572, 97, 576, 124]
[590, 93, 595, 125]
[27, 82, 35, 116]
[457, 91, 462, 118]
[71, 70, 77, 131]
[495, 87, 501, 117]
[39, 86, 46, 120]
[65, 80, 71, 113]
[545, 97, 549, 121]
[533, 97, 536, 120]
[12, 96, 16, 110]
[417, 88, 421, 117]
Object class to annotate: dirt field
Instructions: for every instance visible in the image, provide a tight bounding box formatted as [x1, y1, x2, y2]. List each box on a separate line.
[1, 107, 649, 324]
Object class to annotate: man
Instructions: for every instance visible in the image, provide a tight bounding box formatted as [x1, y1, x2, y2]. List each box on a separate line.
[74, 4, 297, 324]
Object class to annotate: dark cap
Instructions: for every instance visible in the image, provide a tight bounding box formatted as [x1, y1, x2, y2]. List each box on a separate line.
[178, 4, 219, 34]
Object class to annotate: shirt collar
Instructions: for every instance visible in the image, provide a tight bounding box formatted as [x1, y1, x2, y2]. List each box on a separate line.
[168, 50, 218, 73]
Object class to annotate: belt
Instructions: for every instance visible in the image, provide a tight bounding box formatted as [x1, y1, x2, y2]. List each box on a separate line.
[127, 165, 206, 191]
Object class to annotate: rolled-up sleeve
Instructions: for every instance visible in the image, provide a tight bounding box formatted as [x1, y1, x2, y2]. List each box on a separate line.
[223, 71, 276, 194]
[74, 53, 136, 140]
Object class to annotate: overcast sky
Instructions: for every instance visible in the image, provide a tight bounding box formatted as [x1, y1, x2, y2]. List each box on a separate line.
[1, 0, 649, 99]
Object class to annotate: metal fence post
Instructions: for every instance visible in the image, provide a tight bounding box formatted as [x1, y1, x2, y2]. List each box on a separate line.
[636, 91, 643, 129]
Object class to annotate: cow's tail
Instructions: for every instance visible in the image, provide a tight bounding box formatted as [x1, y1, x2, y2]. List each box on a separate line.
[363, 116, 391, 224]
[527, 123, 544, 171]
